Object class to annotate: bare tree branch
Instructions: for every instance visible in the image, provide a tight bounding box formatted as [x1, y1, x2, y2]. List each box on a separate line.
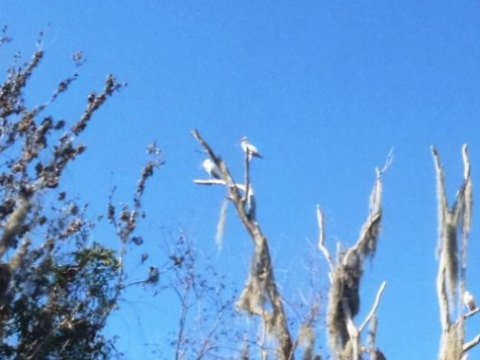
[193, 179, 247, 192]
[192, 129, 294, 360]
[359, 281, 387, 333]
[325, 151, 391, 360]
[244, 144, 251, 212]
[463, 307, 480, 320]
[463, 334, 480, 354]
[432, 146, 457, 330]
[194, 179, 227, 186]
[433, 145, 474, 360]
[316, 206, 333, 281]
[327, 187, 378, 358]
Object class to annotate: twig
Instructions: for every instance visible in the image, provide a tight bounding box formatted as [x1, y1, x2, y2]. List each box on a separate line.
[462, 144, 470, 182]
[193, 179, 227, 186]
[431, 147, 449, 237]
[193, 179, 249, 194]
[378, 147, 394, 175]
[463, 334, 480, 353]
[316, 206, 334, 279]
[359, 281, 387, 333]
[245, 148, 251, 212]
[192, 130, 221, 164]
[464, 307, 480, 320]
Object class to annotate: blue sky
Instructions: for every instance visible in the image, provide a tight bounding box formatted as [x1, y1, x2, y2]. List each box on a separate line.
[2, 1, 480, 358]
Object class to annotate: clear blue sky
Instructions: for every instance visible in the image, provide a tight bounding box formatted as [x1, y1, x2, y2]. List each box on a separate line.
[2, 1, 480, 358]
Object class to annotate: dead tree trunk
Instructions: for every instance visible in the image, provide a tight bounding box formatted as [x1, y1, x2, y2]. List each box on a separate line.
[319, 156, 391, 360]
[193, 130, 294, 360]
[432, 145, 480, 360]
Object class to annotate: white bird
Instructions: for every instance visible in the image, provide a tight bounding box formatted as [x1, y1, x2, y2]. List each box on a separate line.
[464, 290, 477, 311]
[202, 158, 222, 179]
[241, 137, 263, 159]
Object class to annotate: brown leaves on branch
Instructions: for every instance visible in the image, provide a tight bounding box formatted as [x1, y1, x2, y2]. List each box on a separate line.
[0, 33, 161, 359]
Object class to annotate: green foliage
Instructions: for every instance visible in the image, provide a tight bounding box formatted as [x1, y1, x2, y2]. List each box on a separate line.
[0, 244, 121, 359]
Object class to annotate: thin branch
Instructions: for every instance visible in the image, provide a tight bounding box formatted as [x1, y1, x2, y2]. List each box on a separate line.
[359, 281, 387, 333]
[175, 292, 190, 360]
[463, 334, 480, 353]
[192, 130, 222, 164]
[378, 147, 394, 175]
[193, 179, 247, 192]
[463, 307, 480, 320]
[194, 179, 227, 186]
[245, 148, 251, 213]
[432, 146, 449, 216]
[316, 205, 334, 279]
[462, 144, 471, 185]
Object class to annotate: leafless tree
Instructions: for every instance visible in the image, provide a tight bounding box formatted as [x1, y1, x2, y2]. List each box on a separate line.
[192, 130, 391, 360]
[317, 154, 391, 360]
[432, 145, 480, 360]
[193, 129, 295, 359]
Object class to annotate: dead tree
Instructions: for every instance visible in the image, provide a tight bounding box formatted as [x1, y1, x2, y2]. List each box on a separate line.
[432, 145, 480, 360]
[192, 130, 294, 360]
[318, 157, 391, 360]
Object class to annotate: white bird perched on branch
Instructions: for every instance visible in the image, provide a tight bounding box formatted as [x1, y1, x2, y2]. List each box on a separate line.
[464, 290, 477, 311]
[241, 137, 263, 159]
[202, 158, 222, 179]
